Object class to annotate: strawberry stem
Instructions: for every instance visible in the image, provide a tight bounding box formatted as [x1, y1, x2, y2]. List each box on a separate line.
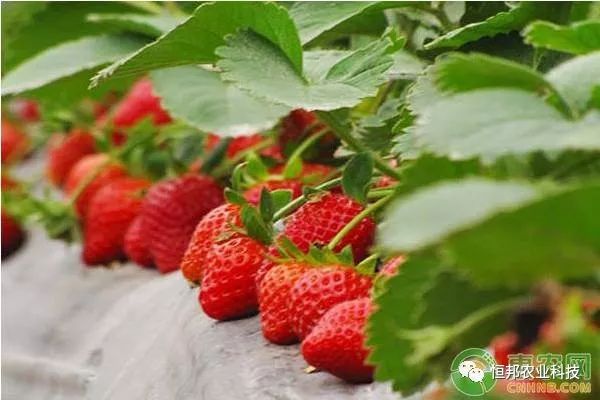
[316, 111, 402, 180]
[282, 128, 327, 178]
[327, 194, 393, 251]
[272, 177, 342, 221]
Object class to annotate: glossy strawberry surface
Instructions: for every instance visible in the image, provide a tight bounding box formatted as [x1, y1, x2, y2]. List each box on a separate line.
[302, 297, 374, 383]
[288, 265, 372, 340]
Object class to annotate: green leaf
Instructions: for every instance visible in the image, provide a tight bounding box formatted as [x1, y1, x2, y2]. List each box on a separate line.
[289, 1, 388, 45]
[270, 190, 293, 215]
[444, 183, 600, 287]
[1, 2, 138, 74]
[396, 154, 482, 196]
[2, 35, 146, 95]
[546, 51, 600, 114]
[241, 205, 273, 245]
[93, 2, 302, 85]
[342, 153, 374, 203]
[424, 2, 570, 50]
[388, 50, 428, 80]
[380, 179, 600, 287]
[151, 66, 290, 136]
[245, 152, 269, 181]
[259, 188, 274, 222]
[87, 13, 183, 37]
[224, 188, 247, 207]
[411, 89, 600, 162]
[379, 178, 539, 252]
[200, 137, 231, 174]
[523, 20, 600, 55]
[406, 66, 446, 116]
[434, 52, 552, 95]
[368, 255, 521, 393]
[282, 155, 303, 179]
[217, 30, 397, 110]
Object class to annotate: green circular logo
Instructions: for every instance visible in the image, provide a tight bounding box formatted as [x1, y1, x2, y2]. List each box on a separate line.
[450, 348, 497, 396]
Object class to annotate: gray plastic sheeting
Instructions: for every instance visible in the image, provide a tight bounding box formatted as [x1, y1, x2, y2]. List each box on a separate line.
[1, 227, 407, 400]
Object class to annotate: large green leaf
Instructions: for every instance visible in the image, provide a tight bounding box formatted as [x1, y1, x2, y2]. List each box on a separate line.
[289, 1, 388, 45]
[445, 183, 600, 287]
[410, 89, 600, 162]
[523, 20, 600, 55]
[379, 179, 539, 252]
[434, 52, 552, 94]
[2, 35, 147, 96]
[424, 2, 570, 50]
[92, 2, 302, 85]
[379, 179, 600, 287]
[217, 30, 398, 110]
[368, 255, 520, 393]
[150, 66, 290, 136]
[546, 51, 600, 113]
[1, 2, 138, 74]
[87, 13, 183, 37]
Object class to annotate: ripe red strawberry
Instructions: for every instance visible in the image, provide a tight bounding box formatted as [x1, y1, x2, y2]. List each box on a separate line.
[288, 265, 373, 340]
[280, 109, 319, 146]
[302, 297, 374, 383]
[282, 193, 375, 262]
[199, 235, 266, 320]
[2, 211, 25, 259]
[2, 120, 30, 164]
[12, 99, 40, 122]
[124, 216, 153, 268]
[83, 177, 149, 266]
[112, 78, 172, 128]
[180, 203, 241, 285]
[64, 154, 127, 218]
[258, 262, 309, 344]
[141, 174, 223, 274]
[254, 245, 281, 288]
[205, 133, 281, 160]
[46, 129, 96, 187]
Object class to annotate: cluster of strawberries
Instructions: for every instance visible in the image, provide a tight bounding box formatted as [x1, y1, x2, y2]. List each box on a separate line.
[4, 78, 405, 384]
[2, 99, 39, 258]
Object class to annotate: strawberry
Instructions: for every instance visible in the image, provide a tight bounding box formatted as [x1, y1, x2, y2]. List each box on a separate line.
[112, 78, 172, 128]
[124, 216, 153, 268]
[64, 154, 127, 218]
[199, 235, 266, 320]
[254, 245, 281, 288]
[280, 109, 319, 147]
[83, 177, 149, 266]
[279, 109, 337, 159]
[205, 133, 281, 160]
[301, 297, 374, 383]
[282, 192, 375, 262]
[2, 211, 25, 259]
[258, 262, 309, 344]
[11, 99, 40, 122]
[2, 120, 30, 164]
[288, 265, 372, 340]
[46, 129, 96, 187]
[141, 174, 223, 274]
[180, 203, 241, 285]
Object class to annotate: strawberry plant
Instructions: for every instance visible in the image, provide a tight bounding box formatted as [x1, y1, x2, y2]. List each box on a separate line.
[2, 1, 599, 398]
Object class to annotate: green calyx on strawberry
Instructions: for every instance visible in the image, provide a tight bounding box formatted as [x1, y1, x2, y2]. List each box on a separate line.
[257, 236, 376, 345]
